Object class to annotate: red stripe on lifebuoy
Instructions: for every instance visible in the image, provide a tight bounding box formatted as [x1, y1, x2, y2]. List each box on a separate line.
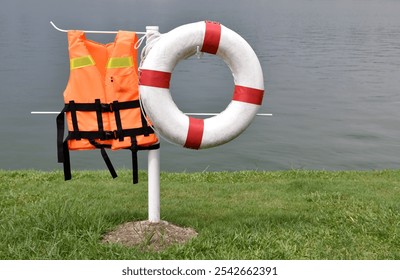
[140, 69, 171, 89]
[233, 85, 264, 105]
[201, 21, 221, 54]
[184, 117, 204, 149]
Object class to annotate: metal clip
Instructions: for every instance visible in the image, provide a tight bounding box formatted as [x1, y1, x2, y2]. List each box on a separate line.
[196, 46, 204, 59]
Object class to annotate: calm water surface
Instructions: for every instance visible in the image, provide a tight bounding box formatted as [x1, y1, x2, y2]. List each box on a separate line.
[1, 0, 400, 172]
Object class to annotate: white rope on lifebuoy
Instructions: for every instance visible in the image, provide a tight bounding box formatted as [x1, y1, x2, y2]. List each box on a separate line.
[139, 21, 264, 149]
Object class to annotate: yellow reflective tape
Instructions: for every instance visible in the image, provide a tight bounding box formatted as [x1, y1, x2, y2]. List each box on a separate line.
[107, 57, 133, 69]
[70, 55, 95, 70]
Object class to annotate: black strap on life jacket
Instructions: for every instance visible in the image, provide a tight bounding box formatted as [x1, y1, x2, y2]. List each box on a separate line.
[56, 99, 159, 184]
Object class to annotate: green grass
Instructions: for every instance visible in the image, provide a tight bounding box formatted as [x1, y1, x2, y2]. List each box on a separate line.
[0, 169, 399, 259]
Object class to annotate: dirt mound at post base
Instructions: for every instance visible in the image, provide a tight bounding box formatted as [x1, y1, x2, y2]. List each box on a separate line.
[102, 220, 198, 252]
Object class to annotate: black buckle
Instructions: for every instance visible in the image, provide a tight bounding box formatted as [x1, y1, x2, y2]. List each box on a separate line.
[101, 103, 112, 112]
[101, 103, 113, 112]
[104, 130, 118, 140]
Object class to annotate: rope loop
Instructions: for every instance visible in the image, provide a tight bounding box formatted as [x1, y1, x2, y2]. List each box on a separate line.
[139, 31, 162, 70]
[134, 35, 146, 50]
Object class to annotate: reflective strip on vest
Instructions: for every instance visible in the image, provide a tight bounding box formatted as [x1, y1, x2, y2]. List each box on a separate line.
[107, 57, 134, 68]
[70, 55, 95, 70]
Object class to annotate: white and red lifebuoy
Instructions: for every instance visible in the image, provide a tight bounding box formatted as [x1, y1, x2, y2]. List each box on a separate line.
[139, 21, 264, 149]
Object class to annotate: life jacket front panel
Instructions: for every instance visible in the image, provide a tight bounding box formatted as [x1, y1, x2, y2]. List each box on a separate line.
[63, 30, 158, 151]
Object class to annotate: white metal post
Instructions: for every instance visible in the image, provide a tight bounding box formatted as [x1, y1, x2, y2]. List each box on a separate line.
[145, 26, 161, 223]
[148, 148, 160, 223]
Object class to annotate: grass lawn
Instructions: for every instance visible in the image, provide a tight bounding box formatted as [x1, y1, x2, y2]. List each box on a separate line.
[0, 169, 399, 259]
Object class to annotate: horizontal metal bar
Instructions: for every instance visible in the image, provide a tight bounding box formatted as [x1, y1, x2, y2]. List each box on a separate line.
[31, 111, 273, 116]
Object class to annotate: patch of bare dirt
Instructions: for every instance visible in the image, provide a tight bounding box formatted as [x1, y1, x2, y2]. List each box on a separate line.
[102, 220, 198, 252]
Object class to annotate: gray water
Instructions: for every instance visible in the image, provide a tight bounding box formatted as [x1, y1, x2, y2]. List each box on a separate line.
[1, 0, 400, 172]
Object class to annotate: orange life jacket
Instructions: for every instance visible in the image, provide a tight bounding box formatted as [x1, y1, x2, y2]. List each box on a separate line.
[57, 30, 159, 184]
